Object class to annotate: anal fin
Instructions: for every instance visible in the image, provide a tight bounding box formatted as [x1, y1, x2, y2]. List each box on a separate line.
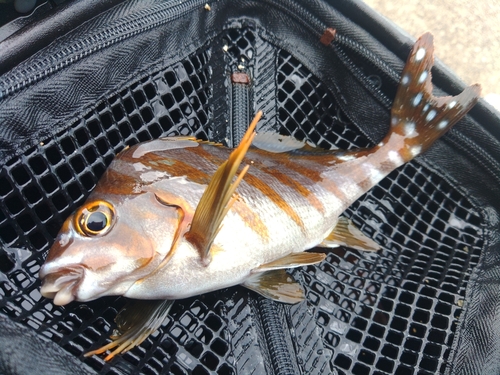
[254, 252, 326, 272]
[85, 299, 174, 361]
[243, 269, 305, 304]
[320, 216, 380, 251]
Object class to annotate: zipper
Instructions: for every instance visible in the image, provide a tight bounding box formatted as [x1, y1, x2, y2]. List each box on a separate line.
[257, 298, 299, 375]
[334, 34, 397, 109]
[259, 0, 399, 106]
[0, 0, 397, 104]
[0, 0, 207, 99]
[230, 71, 252, 147]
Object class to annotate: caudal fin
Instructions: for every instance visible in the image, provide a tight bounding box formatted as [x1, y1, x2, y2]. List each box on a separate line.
[387, 33, 481, 161]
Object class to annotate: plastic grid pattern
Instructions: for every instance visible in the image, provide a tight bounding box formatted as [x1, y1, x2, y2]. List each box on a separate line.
[222, 27, 256, 72]
[277, 52, 371, 150]
[0, 26, 483, 375]
[0, 46, 237, 375]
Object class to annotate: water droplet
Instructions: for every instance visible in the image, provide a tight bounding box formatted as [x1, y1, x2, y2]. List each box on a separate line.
[339, 342, 357, 356]
[330, 320, 347, 334]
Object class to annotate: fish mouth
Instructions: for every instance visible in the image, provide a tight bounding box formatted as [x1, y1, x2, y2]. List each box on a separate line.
[40, 268, 83, 306]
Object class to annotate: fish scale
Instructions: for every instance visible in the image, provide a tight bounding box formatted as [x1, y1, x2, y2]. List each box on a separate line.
[39, 33, 481, 360]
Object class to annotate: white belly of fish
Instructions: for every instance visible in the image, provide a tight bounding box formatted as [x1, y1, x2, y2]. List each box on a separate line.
[123, 191, 336, 300]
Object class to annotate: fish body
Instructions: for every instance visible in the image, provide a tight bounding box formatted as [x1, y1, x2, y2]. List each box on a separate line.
[41, 137, 359, 301]
[39, 33, 480, 358]
[106, 141, 363, 299]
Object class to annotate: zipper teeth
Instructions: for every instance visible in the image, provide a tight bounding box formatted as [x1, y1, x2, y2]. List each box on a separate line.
[334, 40, 393, 110]
[257, 299, 297, 375]
[259, 1, 397, 115]
[336, 34, 401, 83]
[0, 0, 397, 104]
[262, 0, 400, 83]
[0, 0, 205, 99]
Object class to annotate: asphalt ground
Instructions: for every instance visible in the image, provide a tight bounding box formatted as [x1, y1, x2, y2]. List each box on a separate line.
[363, 0, 500, 111]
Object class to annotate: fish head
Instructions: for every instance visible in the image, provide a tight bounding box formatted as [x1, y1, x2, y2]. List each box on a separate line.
[39, 192, 182, 305]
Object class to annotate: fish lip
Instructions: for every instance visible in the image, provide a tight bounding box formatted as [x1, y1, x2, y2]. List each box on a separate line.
[40, 267, 83, 305]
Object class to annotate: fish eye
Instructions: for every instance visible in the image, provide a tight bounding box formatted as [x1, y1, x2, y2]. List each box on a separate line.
[74, 200, 115, 237]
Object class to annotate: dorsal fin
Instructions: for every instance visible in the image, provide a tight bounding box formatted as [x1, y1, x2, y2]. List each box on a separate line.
[185, 111, 262, 264]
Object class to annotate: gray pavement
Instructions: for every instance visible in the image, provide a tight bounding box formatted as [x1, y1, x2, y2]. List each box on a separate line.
[363, 0, 500, 110]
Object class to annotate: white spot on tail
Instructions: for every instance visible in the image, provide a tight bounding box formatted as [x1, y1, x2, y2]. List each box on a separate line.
[404, 121, 416, 136]
[337, 154, 356, 161]
[415, 47, 426, 61]
[438, 120, 449, 129]
[412, 93, 423, 107]
[418, 71, 428, 84]
[391, 116, 399, 126]
[426, 110, 437, 122]
[410, 145, 422, 157]
[401, 74, 411, 86]
[364, 163, 385, 184]
[448, 100, 457, 109]
[388, 150, 404, 165]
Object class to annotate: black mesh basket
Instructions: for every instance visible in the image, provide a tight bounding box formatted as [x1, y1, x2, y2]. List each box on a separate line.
[1, 1, 500, 374]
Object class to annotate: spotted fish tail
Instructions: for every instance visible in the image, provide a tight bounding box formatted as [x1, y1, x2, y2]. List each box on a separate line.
[385, 32, 481, 162]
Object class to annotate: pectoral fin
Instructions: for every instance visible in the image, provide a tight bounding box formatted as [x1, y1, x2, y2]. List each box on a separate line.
[243, 269, 305, 304]
[320, 216, 380, 251]
[254, 252, 326, 272]
[185, 111, 262, 264]
[85, 299, 174, 361]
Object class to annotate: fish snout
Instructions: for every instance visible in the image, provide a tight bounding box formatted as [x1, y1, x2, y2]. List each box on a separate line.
[40, 267, 83, 306]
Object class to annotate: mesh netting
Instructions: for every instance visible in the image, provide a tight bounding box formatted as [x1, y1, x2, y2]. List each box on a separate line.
[276, 46, 481, 374]
[0, 26, 482, 375]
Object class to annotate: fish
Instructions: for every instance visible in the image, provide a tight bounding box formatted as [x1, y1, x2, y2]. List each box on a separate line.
[39, 33, 480, 360]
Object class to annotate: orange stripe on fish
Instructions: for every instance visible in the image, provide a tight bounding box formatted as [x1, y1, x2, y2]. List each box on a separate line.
[243, 173, 306, 233]
[275, 156, 350, 203]
[252, 161, 326, 215]
[96, 168, 141, 195]
[232, 194, 270, 242]
[267, 168, 325, 215]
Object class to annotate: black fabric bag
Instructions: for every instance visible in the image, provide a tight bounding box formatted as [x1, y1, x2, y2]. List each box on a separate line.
[1, 1, 500, 374]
